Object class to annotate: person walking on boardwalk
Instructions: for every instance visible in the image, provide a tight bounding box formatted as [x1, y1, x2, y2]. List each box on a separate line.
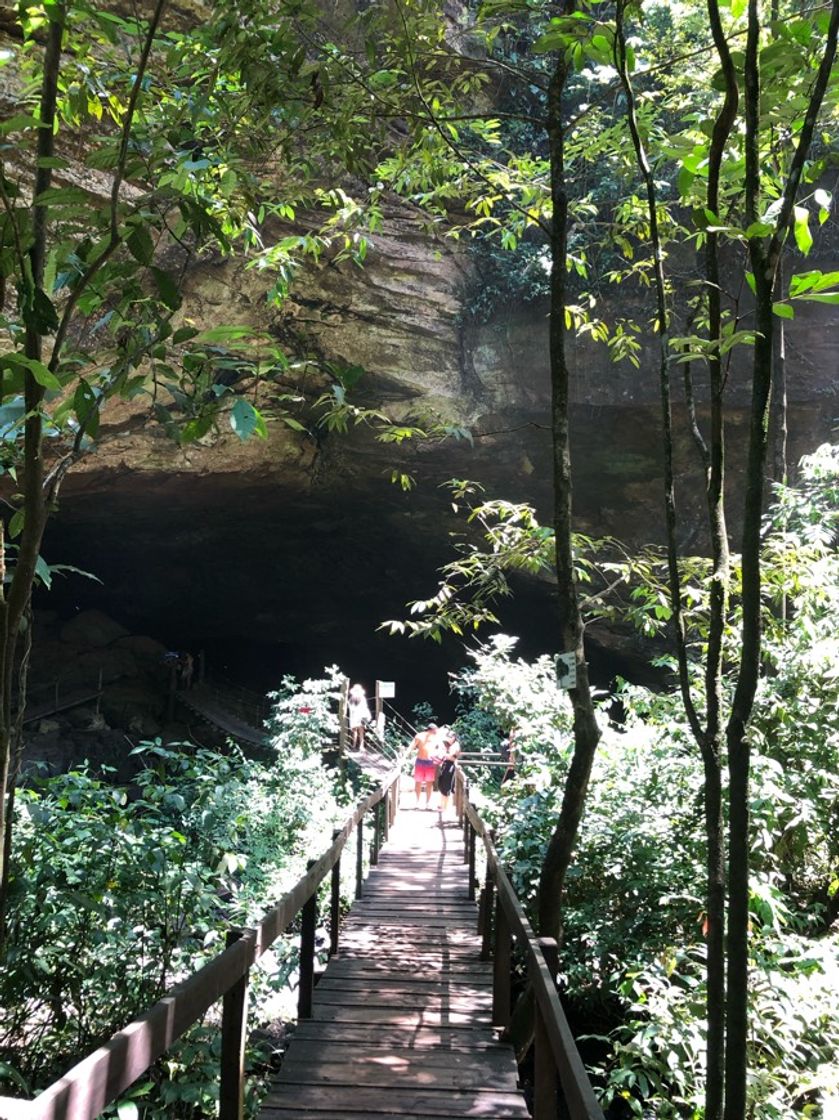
[411, 723, 440, 809]
[436, 726, 461, 815]
[347, 683, 371, 750]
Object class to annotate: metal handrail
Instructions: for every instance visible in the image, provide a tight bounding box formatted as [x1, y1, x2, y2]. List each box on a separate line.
[453, 768, 605, 1120]
[381, 698, 419, 742]
[0, 766, 403, 1120]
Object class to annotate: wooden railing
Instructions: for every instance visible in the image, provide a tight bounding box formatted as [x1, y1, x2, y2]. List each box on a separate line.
[453, 769, 606, 1120]
[0, 768, 403, 1120]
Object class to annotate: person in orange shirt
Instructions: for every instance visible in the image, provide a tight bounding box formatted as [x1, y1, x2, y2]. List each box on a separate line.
[410, 723, 440, 809]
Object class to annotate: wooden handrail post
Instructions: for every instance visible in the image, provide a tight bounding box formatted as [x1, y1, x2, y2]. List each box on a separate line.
[462, 781, 470, 861]
[371, 801, 381, 866]
[298, 861, 317, 1020]
[219, 928, 250, 1120]
[388, 781, 396, 826]
[337, 676, 349, 781]
[383, 785, 392, 842]
[480, 875, 494, 962]
[534, 937, 560, 1120]
[467, 824, 476, 902]
[355, 815, 364, 899]
[534, 1007, 558, 1119]
[533, 999, 559, 1119]
[330, 829, 342, 958]
[492, 896, 512, 1029]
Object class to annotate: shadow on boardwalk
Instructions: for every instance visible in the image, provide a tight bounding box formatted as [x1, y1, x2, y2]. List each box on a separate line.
[259, 805, 530, 1119]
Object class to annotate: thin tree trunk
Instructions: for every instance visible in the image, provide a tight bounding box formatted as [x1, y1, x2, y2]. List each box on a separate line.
[537, 13, 601, 944]
[724, 2, 839, 1114]
[703, 0, 739, 1110]
[0, 8, 64, 943]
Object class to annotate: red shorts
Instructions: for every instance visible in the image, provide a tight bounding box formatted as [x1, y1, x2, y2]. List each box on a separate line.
[414, 758, 436, 782]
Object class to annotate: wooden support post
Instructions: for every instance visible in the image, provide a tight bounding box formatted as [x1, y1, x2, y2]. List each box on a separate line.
[371, 801, 381, 866]
[330, 830, 341, 958]
[337, 677, 349, 780]
[220, 929, 250, 1120]
[462, 782, 470, 861]
[383, 787, 391, 843]
[355, 815, 364, 900]
[534, 1005, 558, 1120]
[480, 876, 494, 962]
[467, 824, 476, 902]
[298, 861, 317, 1020]
[534, 937, 560, 1120]
[95, 668, 103, 715]
[478, 886, 487, 937]
[492, 896, 512, 1029]
[374, 679, 383, 742]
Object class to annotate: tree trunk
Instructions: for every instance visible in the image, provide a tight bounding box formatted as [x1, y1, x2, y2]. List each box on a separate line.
[703, 0, 739, 1110]
[537, 24, 601, 944]
[0, 8, 65, 943]
[724, 2, 839, 1113]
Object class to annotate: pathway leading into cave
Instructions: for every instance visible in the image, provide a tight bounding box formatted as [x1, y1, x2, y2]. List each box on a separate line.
[257, 805, 529, 1119]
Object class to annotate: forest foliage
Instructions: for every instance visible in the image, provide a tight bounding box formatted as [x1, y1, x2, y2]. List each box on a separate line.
[1, 0, 838, 1117]
[445, 444, 839, 1118]
[0, 669, 370, 1114]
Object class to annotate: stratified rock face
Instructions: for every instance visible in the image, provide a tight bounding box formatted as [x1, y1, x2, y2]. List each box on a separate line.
[42, 200, 837, 701]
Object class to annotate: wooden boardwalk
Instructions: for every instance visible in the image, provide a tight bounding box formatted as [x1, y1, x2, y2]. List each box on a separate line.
[259, 805, 530, 1119]
[176, 686, 267, 746]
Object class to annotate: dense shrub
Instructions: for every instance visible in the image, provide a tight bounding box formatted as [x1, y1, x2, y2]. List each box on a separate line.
[450, 448, 839, 1117]
[0, 669, 355, 1116]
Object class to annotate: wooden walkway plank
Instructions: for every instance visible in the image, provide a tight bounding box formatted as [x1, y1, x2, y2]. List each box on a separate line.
[256, 809, 530, 1120]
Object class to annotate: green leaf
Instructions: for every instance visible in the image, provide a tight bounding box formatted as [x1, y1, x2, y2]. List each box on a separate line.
[173, 326, 199, 345]
[73, 379, 100, 437]
[677, 166, 695, 198]
[32, 288, 59, 333]
[798, 292, 839, 304]
[8, 508, 24, 538]
[195, 325, 255, 344]
[772, 302, 794, 319]
[34, 553, 52, 589]
[229, 398, 266, 441]
[0, 113, 39, 134]
[36, 155, 70, 170]
[2, 354, 61, 391]
[180, 414, 215, 443]
[814, 187, 831, 211]
[793, 205, 813, 255]
[126, 225, 154, 266]
[150, 266, 181, 311]
[789, 269, 839, 297]
[33, 186, 91, 207]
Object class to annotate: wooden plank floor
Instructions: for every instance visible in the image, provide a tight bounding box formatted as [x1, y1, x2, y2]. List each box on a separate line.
[258, 803, 530, 1119]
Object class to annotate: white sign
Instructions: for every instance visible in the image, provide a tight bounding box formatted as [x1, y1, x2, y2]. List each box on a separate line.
[376, 680, 396, 699]
[555, 652, 577, 690]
